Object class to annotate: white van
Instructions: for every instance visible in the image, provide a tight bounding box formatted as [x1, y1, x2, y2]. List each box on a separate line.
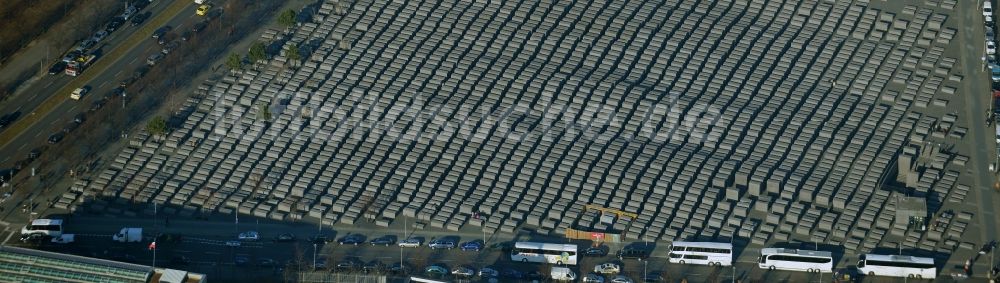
[550, 267, 576, 281]
[21, 219, 64, 238]
[987, 1, 994, 19]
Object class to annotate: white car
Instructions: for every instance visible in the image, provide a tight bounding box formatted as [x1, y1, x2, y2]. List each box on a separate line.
[224, 240, 241, 247]
[986, 1, 994, 19]
[593, 263, 620, 274]
[989, 40, 997, 55]
[70, 87, 88, 100]
[609, 275, 634, 283]
[583, 273, 605, 283]
[238, 231, 260, 241]
[398, 238, 421, 248]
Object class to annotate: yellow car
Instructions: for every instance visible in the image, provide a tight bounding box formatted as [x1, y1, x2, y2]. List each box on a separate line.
[196, 4, 211, 16]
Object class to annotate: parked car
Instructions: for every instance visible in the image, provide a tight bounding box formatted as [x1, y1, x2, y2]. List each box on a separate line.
[389, 262, 410, 274]
[74, 39, 96, 52]
[89, 99, 107, 112]
[643, 271, 663, 282]
[92, 30, 108, 43]
[106, 17, 126, 32]
[617, 247, 650, 260]
[152, 26, 170, 38]
[238, 231, 260, 241]
[451, 266, 475, 277]
[987, 1, 994, 19]
[131, 12, 150, 26]
[428, 239, 455, 249]
[479, 266, 499, 278]
[310, 234, 332, 244]
[362, 260, 383, 273]
[62, 50, 81, 63]
[584, 246, 608, 257]
[313, 257, 327, 269]
[460, 240, 483, 251]
[224, 240, 240, 246]
[583, 273, 606, 283]
[594, 263, 621, 274]
[274, 233, 296, 242]
[398, 238, 421, 248]
[161, 41, 179, 54]
[502, 269, 524, 279]
[610, 275, 634, 283]
[425, 265, 448, 276]
[122, 5, 137, 20]
[336, 258, 360, 271]
[27, 149, 41, 161]
[981, 240, 997, 255]
[73, 113, 85, 124]
[370, 235, 396, 246]
[180, 31, 193, 41]
[337, 234, 365, 245]
[62, 122, 79, 133]
[234, 255, 250, 266]
[989, 40, 997, 55]
[48, 61, 66, 75]
[191, 21, 208, 33]
[258, 258, 277, 267]
[147, 53, 164, 65]
[526, 270, 545, 280]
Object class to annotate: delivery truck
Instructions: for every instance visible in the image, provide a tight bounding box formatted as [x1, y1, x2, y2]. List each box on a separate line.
[113, 227, 143, 243]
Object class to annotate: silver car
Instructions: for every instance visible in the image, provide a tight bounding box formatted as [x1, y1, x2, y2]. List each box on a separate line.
[428, 240, 455, 249]
[398, 238, 422, 248]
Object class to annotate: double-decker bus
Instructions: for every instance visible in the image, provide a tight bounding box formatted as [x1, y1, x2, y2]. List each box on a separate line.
[667, 241, 733, 266]
[510, 242, 578, 265]
[758, 248, 834, 273]
[857, 254, 936, 279]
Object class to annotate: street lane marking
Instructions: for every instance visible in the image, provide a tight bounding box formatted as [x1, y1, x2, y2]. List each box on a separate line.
[130, 57, 139, 65]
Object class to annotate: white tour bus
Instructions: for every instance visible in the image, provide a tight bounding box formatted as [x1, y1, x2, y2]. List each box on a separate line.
[857, 254, 936, 279]
[20, 219, 64, 237]
[758, 248, 834, 273]
[667, 241, 733, 266]
[510, 242, 578, 265]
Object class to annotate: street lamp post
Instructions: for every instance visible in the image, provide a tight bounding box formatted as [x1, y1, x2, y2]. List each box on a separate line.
[312, 243, 317, 270]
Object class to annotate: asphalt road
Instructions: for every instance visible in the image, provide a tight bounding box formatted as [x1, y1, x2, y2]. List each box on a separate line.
[0, 215, 968, 283]
[0, 0, 196, 165]
[960, 0, 1000, 277]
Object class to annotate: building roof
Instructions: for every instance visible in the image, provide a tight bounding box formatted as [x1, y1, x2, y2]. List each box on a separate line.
[0, 246, 204, 283]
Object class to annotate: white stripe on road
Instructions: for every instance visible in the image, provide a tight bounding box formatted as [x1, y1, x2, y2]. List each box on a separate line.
[99, 81, 108, 88]
[130, 57, 139, 64]
[69, 105, 78, 112]
[1, 231, 13, 245]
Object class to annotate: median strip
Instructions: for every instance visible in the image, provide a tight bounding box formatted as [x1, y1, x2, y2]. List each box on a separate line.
[0, 0, 191, 148]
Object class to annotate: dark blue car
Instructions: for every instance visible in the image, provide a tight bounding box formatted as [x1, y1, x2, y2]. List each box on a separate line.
[460, 241, 483, 251]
